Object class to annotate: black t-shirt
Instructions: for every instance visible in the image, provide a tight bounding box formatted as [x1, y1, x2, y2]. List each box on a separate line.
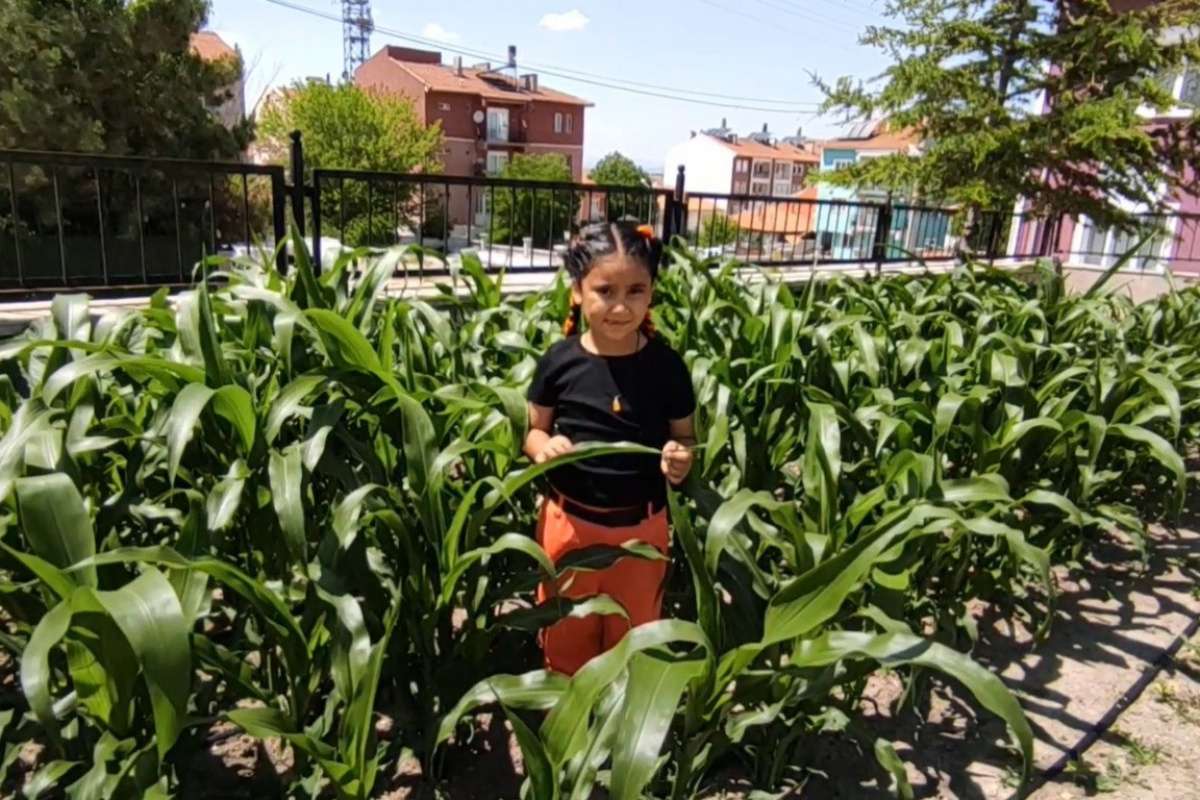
[527, 334, 696, 508]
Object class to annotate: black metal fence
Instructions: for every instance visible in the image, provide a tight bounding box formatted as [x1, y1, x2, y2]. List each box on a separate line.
[3, 133, 1199, 298]
[0, 148, 286, 295]
[681, 193, 965, 267]
[308, 167, 675, 276]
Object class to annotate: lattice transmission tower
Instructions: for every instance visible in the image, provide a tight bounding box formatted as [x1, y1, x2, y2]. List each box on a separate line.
[342, 0, 373, 81]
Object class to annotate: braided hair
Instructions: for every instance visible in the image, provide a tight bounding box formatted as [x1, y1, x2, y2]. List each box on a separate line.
[561, 221, 664, 337]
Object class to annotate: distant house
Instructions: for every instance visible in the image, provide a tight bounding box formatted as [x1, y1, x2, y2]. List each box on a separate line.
[356, 45, 591, 226]
[664, 122, 820, 205]
[189, 32, 246, 131]
[664, 122, 821, 248]
[1011, 0, 1198, 275]
[812, 118, 949, 260]
[817, 118, 921, 203]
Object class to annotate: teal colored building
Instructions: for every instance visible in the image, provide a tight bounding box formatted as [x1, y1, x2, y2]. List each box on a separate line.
[815, 121, 951, 262]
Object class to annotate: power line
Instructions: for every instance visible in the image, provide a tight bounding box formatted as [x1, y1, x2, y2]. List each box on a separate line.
[745, 0, 864, 34]
[260, 0, 824, 113]
[693, 0, 804, 35]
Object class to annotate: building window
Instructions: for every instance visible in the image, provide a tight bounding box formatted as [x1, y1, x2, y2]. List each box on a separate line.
[1183, 62, 1200, 106]
[438, 101, 452, 112]
[487, 108, 510, 142]
[1076, 217, 1170, 271]
[565, 154, 573, 172]
[1152, 60, 1198, 110]
[733, 180, 748, 194]
[752, 161, 772, 178]
[486, 151, 510, 176]
[735, 159, 749, 173]
[830, 157, 854, 171]
[565, 113, 574, 134]
[774, 161, 791, 179]
[554, 112, 563, 133]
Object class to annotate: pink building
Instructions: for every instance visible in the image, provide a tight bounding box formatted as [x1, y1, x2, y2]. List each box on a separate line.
[1012, 0, 1198, 274]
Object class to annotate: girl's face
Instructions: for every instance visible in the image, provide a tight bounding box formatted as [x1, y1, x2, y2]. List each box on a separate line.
[573, 254, 654, 343]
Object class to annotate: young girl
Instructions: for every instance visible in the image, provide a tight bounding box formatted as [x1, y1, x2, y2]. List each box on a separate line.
[524, 221, 696, 676]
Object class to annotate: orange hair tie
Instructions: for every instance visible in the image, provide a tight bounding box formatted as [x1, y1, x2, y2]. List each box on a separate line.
[636, 224, 655, 239]
[562, 298, 580, 335]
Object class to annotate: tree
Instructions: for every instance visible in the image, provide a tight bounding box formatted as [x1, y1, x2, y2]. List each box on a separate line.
[490, 154, 581, 248]
[816, 0, 1200, 232]
[701, 213, 740, 247]
[589, 152, 653, 221]
[0, 2, 251, 280]
[256, 81, 443, 246]
[0, 0, 247, 158]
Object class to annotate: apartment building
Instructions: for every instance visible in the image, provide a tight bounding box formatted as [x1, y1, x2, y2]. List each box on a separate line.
[813, 118, 937, 260]
[663, 122, 820, 206]
[1012, 0, 1198, 274]
[356, 45, 590, 225]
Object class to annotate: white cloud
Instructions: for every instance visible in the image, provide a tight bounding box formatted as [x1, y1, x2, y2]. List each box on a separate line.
[421, 23, 461, 43]
[539, 10, 590, 32]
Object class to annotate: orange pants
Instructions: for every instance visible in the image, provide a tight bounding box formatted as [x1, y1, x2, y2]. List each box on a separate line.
[536, 494, 670, 675]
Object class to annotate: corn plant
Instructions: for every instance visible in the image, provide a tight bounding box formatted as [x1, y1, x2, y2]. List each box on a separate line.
[0, 234, 1195, 799]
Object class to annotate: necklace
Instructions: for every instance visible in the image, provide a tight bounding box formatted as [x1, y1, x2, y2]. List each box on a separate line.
[611, 330, 642, 414]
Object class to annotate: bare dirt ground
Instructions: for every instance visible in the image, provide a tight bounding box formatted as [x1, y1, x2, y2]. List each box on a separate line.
[791, 517, 1200, 800]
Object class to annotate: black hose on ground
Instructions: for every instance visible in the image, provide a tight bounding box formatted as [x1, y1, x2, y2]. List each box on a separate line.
[1010, 610, 1200, 799]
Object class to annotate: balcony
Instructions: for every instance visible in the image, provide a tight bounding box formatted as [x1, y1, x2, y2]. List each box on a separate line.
[482, 126, 528, 146]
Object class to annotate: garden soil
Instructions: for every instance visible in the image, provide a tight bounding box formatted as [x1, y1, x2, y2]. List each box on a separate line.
[794, 514, 1200, 799]
[5, 518, 1197, 799]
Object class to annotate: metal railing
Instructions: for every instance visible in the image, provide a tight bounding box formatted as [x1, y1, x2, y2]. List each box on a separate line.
[3, 132, 1199, 298]
[308, 167, 676, 276]
[682, 192, 963, 268]
[0, 148, 286, 295]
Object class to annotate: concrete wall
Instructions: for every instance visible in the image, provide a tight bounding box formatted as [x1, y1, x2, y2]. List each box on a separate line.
[1061, 265, 1199, 303]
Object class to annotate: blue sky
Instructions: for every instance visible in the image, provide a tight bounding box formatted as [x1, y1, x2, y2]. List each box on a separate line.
[207, 0, 893, 171]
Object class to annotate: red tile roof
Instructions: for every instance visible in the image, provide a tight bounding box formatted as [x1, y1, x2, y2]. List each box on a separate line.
[190, 31, 237, 63]
[365, 49, 591, 107]
[822, 119, 920, 152]
[712, 135, 820, 163]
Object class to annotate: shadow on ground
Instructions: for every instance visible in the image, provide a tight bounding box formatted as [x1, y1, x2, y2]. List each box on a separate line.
[786, 513, 1200, 800]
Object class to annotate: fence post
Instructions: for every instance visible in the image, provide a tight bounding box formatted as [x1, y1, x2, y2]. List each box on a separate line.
[871, 198, 893, 275]
[986, 210, 1003, 266]
[311, 173, 322, 275]
[271, 170, 288, 274]
[662, 165, 686, 242]
[289, 130, 306, 239]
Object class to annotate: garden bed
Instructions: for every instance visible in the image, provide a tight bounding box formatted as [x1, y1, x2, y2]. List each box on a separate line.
[1, 242, 1198, 799]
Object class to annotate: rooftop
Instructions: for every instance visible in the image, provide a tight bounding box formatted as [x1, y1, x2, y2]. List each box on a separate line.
[695, 121, 821, 162]
[360, 46, 591, 107]
[190, 31, 238, 63]
[823, 118, 921, 152]
[698, 134, 820, 162]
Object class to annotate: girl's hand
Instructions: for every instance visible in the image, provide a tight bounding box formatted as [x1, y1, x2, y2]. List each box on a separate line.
[661, 440, 694, 485]
[536, 435, 574, 464]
